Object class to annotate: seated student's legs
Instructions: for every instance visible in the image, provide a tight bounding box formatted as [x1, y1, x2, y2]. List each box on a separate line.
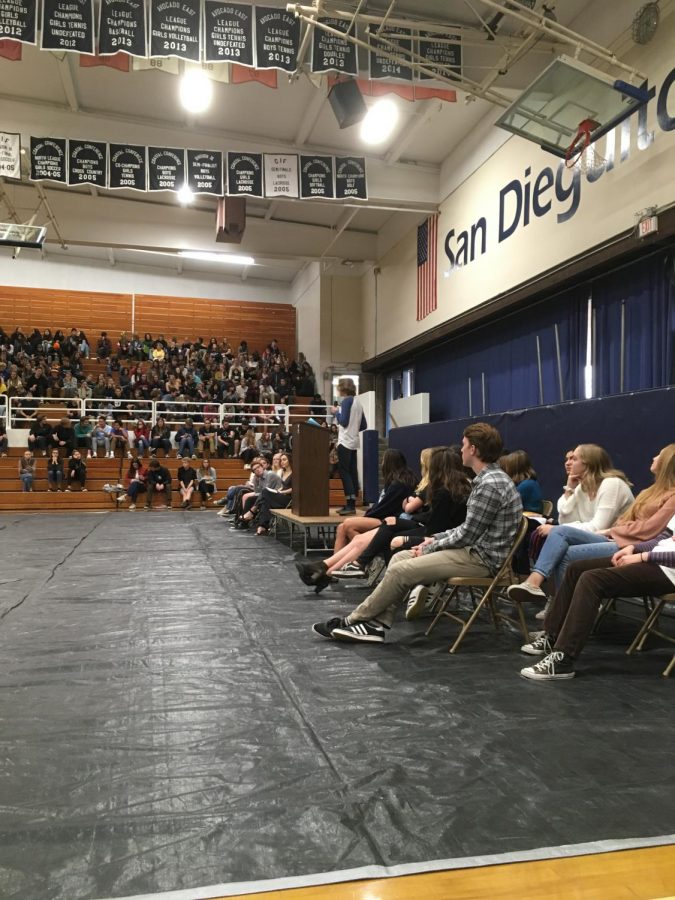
[127, 481, 145, 505]
[528, 526, 613, 587]
[343, 548, 489, 630]
[557, 540, 619, 585]
[198, 481, 214, 506]
[544, 557, 674, 660]
[20, 472, 34, 492]
[333, 517, 381, 551]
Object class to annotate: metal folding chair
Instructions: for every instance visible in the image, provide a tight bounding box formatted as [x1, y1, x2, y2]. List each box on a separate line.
[626, 592, 675, 677]
[425, 517, 531, 654]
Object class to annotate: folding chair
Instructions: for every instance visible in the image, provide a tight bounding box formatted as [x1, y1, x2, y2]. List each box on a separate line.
[541, 499, 553, 518]
[626, 592, 675, 677]
[425, 516, 530, 654]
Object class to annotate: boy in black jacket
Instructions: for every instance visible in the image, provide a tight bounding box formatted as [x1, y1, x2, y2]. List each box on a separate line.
[145, 459, 173, 509]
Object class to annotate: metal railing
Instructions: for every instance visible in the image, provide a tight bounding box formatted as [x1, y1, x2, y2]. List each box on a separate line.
[6, 396, 332, 433]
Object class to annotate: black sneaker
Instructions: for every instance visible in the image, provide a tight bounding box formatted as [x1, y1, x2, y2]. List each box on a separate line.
[333, 562, 366, 579]
[520, 632, 554, 656]
[312, 617, 347, 639]
[331, 620, 387, 643]
[520, 651, 575, 681]
[337, 505, 356, 516]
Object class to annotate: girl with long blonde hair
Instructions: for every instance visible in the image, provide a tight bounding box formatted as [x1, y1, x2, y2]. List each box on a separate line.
[509, 444, 675, 604]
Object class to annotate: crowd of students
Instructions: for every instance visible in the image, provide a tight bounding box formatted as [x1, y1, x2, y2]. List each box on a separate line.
[0, 326, 318, 426]
[295, 423, 675, 683]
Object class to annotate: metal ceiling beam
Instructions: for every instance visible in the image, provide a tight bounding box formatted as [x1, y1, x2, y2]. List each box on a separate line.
[294, 82, 328, 146]
[321, 207, 358, 256]
[476, 0, 646, 80]
[384, 99, 442, 165]
[54, 53, 80, 112]
[287, 7, 514, 107]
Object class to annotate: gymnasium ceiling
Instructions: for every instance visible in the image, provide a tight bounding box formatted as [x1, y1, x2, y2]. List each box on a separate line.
[0, 0, 662, 287]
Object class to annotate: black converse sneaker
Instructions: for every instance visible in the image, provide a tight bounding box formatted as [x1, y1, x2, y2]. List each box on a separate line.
[312, 617, 347, 639]
[331, 620, 387, 643]
[520, 651, 575, 681]
[520, 632, 554, 656]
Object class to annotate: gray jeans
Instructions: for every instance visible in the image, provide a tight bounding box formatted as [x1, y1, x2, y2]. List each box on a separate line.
[349, 546, 490, 629]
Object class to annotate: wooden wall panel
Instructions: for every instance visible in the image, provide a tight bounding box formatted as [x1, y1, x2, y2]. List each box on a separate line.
[134, 294, 296, 355]
[0, 286, 297, 357]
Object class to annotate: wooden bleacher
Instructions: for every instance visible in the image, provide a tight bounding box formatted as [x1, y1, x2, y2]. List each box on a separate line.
[0, 448, 352, 512]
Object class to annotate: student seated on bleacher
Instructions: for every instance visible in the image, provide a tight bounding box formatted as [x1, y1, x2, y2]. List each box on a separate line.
[191, 458, 216, 509]
[145, 459, 172, 509]
[150, 416, 171, 457]
[0, 423, 7, 457]
[175, 418, 198, 459]
[18, 450, 36, 492]
[110, 420, 132, 459]
[27, 415, 52, 456]
[177, 458, 197, 509]
[520, 516, 675, 681]
[47, 449, 64, 492]
[74, 416, 93, 457]
[65, 450, 87, 492]
[311, 424, 522, 644]
[123, 458, 147, 510]
[91, 416, 113, 458]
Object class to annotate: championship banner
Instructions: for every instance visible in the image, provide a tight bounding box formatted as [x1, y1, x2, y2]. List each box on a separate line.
[299, 154, 334, 199]
[148, 146, 185, 191]
[0, 0, 36, 45]
[311, 16, 358, 76]
[30, 136, 67, 182]
[368, 24, 412, 81]
[418, 30, 461, 79]
[204, 1, 253, 66]
[255, 6, 299, 73]
[108, 143, 147, 191]
[68, 139, 107, 187]
[0, 131, 21, 178]
[264, 154, 298, 198]
[41, 0, 94, 54]
[98, 0, 146, 57]
[149, 0, 200, 62]
[226, 152, 263, 197]
[186, 148, 223, 196]
[335, 156, 367, 200]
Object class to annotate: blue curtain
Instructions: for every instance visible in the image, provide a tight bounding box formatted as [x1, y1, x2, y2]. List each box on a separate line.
[592, 253, 675, 395]
[413, 284, 586, 420]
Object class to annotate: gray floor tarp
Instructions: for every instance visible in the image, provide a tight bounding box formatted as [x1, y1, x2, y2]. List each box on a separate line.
[0, 513, 673, 900]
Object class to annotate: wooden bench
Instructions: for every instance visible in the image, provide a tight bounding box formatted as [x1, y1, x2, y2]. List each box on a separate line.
[271, 509, 343, 555]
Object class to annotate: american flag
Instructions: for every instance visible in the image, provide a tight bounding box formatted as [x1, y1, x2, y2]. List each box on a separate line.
[417, 214, 438, 321]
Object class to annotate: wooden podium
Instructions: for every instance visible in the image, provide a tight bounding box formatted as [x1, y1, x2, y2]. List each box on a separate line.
[292, 423, 330, 516]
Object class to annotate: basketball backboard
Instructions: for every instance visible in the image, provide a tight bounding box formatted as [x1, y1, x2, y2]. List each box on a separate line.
[0, 223, 47, 249]
[496, 55, 650, 158]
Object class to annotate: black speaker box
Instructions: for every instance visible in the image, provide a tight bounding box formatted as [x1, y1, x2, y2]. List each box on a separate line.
[328, 80, 367, 129]
[216, 197, 246, 244]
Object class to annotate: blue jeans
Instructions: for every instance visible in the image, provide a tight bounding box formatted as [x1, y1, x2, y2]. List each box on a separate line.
[178, 436, 194, 456]
[20, 472, 33, 492]
[532, 525, 617, 587]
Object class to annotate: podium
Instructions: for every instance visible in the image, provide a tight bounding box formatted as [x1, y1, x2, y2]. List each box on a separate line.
[292, 423, 330, 516]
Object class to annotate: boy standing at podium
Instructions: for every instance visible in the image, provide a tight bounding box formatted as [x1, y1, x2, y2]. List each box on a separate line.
[332, 378, 366, 516]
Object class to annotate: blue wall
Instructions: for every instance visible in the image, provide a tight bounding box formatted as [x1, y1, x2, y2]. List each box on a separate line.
[389, 386, 675, 503]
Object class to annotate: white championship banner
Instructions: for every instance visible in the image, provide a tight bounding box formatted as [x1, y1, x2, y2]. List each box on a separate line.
[0, 131, 21, 178]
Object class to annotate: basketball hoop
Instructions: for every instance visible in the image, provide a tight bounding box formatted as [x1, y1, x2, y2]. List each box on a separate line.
[565, 118, 606, 173]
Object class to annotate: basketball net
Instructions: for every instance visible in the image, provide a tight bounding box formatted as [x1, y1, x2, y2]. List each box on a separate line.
[565, 118, 606, 174]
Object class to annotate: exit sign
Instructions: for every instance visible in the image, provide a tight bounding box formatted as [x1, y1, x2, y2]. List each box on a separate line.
[638, 215, 658, 238]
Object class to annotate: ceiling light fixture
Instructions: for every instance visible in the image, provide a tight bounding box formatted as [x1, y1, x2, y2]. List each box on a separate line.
[360, 98, 399, 145]
[177, 184, 194, 205]
[179, 68, 213, 114]
[179, 250, 255, 265]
